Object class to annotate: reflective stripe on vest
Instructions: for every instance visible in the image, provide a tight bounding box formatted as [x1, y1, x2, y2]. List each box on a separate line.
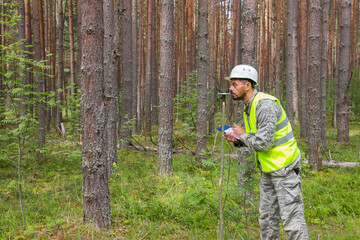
[243, 92, 300, 172]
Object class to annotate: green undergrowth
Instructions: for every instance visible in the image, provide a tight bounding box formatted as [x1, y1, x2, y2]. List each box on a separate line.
[1, 122, 360, 239]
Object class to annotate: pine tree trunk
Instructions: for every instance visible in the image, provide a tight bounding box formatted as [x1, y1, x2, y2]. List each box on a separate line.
[238, 0, 257, 186]
[336, 0, 351, 143]
[56, 0, 64, 134]
[33, 0, 46, 155]
[18, 0, 26, 118]
[321, 0, 329, 148]
[195, 0, 208, 163]
[308, 0, 322, 171]
[145, 0, 155, 133]
[240, 0, 257, 67]
[208, 0, 216, 135]
[274, 0, 282, 100]
[68, 0, 75, 96]
[81, 0, 111, 228]
[132, 0, 138, 134]
[103, 0, 120, 174]
[76, 0, 82, 85]
[120, 0, 133, 148]
[158, 0, 174, 176]
[286, 0, 299, 125]
[299, 0, 308, 139]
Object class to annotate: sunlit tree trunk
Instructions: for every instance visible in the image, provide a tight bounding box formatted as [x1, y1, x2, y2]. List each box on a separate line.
[308, 0, 322, 171]
[158, 0, 174, 176]
[336, 0, 351, 143]
[81, 0, 111, 228]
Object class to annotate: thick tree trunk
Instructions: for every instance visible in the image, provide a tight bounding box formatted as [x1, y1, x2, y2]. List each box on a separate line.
[285, 0, 299, 125]
[308, 0, 322, 171]
[299, 0, 308, 139]
[103, 0, 119, 174]
[120, 0, 133, 148]
[81, 0, 111, 228]
[336, 0, 351, 143]
[240, 0, 257, 67]
[238, 0, 257, 186]
[195, 0, 208, 163]
[158, 0, 174, 176]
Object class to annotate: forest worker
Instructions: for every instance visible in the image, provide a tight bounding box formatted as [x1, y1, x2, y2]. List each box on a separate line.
[224, 64, 309, 239]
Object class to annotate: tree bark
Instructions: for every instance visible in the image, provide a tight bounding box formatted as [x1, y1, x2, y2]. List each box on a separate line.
[195, 0, 208, 163]
[274, 0, 282, 100]
[321, 0, 330, 148]
[56, 0, 64, 134]
[18, 0, 26, 118]
[33, 0, 46, 155]
[120, 0, 133, 148]
[103, 0, 120, 174]
[336, 0, 351, 143]
[286, 0, 299, 125]
[68, 0, 75, 96]
[81, 0, 111, 227]
[299, 0, 308, 139]
[132, 0, 138, 134]
[308, 0, 322, 171]
[157, 0, 175, 176]
[145, 0, 155, 133]
[208, 0, 216, 135]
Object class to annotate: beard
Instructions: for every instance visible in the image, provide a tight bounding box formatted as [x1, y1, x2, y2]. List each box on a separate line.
[232, 92, 245, 101]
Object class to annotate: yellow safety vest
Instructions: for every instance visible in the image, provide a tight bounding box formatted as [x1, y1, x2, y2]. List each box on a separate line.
[243, 92, 300, 172]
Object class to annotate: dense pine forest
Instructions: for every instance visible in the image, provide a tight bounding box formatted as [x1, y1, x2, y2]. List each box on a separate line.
[1, 0, 360, 239]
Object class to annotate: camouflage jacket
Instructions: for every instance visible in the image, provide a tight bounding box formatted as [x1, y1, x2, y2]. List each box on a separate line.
[239, 90, 283, 152]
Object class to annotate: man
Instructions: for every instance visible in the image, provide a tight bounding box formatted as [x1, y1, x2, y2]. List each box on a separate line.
[224, 64, 309, 239]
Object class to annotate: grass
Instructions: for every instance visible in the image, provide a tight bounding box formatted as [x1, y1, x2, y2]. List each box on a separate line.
[1, 121, 360, 239]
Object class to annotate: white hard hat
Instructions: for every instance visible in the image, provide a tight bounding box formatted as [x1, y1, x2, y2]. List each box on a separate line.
[225, 64, 258, 85]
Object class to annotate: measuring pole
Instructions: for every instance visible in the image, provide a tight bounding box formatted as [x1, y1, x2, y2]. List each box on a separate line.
[218, 91, 229, 240]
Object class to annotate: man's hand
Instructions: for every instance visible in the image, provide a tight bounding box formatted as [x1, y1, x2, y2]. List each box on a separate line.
[225, 125, 245, 143]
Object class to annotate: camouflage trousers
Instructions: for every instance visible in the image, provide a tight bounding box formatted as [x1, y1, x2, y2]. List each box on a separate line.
[259, 158, 309, 240]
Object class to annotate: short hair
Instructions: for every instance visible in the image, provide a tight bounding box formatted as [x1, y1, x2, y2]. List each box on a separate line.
[240, 79, 256, 89]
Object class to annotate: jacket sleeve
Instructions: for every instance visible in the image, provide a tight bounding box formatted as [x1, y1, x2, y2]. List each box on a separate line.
[239, 100, 282, 151]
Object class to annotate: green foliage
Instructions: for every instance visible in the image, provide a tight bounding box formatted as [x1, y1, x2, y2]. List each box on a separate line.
[173, 71, 198, 135]
[349, 67, 360, 120]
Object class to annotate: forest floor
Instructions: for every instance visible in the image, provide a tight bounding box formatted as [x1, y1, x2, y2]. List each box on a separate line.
[1, 122, 360, 239]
